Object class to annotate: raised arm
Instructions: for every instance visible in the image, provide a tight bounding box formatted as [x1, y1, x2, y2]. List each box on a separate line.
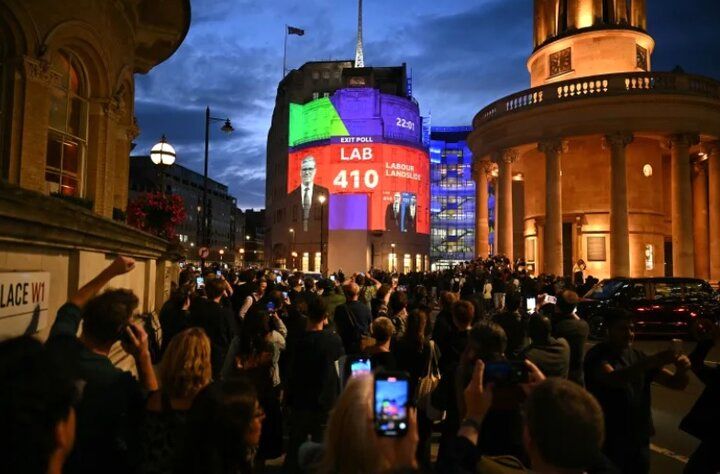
[69, 256, 136, 308]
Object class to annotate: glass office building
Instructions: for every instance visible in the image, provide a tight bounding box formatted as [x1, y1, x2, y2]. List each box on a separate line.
[430, 127, 479, 269]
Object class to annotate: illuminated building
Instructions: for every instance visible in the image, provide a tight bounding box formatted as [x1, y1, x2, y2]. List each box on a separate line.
[429, 127, 478, 269]
[266, 62, 430, 273]
[471, 0, 720, 279]
[0, 0, 189, 341]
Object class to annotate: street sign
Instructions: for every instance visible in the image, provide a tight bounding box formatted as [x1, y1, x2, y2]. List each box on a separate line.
[0, 271, 50, 337]
[198, 247, 210, 259]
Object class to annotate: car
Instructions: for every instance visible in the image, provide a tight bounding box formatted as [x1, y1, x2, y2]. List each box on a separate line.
[576, 277, 720, 339]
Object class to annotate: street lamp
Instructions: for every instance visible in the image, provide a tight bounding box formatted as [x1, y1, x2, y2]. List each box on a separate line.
[201, 107, 234, 251]
[219, 248, 224, 262]
[318, 194, 326, 275]
[289, 228, 295, 269]
[391, 243, 396, 272]
[150, 135, 176, 193]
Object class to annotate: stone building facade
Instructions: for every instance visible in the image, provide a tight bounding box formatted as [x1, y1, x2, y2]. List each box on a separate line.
[0, 0, 190, 341]
[470, 0, 720, 280]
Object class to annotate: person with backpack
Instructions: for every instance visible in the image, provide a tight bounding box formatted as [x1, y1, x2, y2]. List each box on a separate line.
[333, 282, 373, 355]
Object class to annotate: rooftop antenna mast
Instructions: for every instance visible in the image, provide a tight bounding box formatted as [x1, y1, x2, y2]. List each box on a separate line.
[355, 0, 364, 67]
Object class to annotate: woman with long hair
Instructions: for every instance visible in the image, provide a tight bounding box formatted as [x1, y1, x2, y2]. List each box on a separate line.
[175, 377, 265, 474]
[139, 327, 212, 474]
[393, 309, 434, 469]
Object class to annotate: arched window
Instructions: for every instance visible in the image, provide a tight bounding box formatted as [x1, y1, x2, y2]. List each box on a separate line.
[45, 51, 87, 196]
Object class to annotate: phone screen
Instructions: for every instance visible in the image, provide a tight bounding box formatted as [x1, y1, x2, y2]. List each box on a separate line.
[374, 373, 409, 437]
[216, 270, 222, 277]
[276, 275, 282, 284]
[196, 276, 205, 287]
[330, 275, 336, 281]
[282, 291, 288, 299]
[545, 295, 557, 305]
[350, 358, 372, 377]
[526, 297, 537, 313]
[483, 361, 529, 387]
[266, 301, 276, 312]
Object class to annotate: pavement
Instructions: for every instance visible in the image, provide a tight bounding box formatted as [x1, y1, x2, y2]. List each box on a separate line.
[631, 339, 717, 474]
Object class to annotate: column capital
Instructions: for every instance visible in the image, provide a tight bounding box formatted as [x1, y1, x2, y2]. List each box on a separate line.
[603, 132, 634, 149]
[21, 55, 61, 86]
[538, 138, 567, 156]
[666, 133, 701, 150]
[492, 148, 519, 165]
[472, 159, 495, 180]
[701, 141, 720, 158]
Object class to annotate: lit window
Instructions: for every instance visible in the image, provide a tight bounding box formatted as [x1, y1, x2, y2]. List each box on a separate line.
[46, 51, 87, 197]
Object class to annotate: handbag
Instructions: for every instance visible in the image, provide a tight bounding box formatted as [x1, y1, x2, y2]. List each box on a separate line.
[416, 341, 445, 422]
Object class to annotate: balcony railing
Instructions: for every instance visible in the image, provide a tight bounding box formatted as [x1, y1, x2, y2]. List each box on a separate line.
[474, 71, 720, 127]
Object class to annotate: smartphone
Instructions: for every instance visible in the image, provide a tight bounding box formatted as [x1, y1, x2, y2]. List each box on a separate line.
[275, 275, 282, 284]
[483, 360, 530, 387]
[282, 291, 288, 299]
[545, 295, 557, 305]
[398, 285, 408, 292]
[266, 301, 276, 312]
[216, 270, 222, 277]
[196, 276, 205, 288]
[330, 275, 336, 281]
[350, 357, 372, 378]
[526, 297, 537, 313]
[119, 324, 134, 346]
[374, 371, 410, 437]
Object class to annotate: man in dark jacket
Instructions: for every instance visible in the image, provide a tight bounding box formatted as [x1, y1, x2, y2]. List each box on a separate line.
[551, 290, 589, 386]
[190, 278, 235, 379]
[334, 282, 372, 355]
[522, 314, 570, 379]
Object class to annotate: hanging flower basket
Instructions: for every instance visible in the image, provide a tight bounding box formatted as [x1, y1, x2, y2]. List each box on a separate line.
[127, 192, 187, 240]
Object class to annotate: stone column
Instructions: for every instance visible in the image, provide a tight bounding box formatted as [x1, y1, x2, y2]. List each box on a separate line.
[670, 134, 699, 277]
[692, 160, 710, 280]
[539, 139, 564, 276]
[606, 132, 633, 277]
[474, 160, 492, 258]
[707, 143, 720, 283]
[495, 149, 518, 261]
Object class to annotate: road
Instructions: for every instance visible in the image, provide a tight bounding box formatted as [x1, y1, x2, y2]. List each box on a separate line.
[620, 339, 717, 473]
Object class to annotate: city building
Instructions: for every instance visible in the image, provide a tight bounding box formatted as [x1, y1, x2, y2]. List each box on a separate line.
[0, 0, 190, 340]
[129, 155, 240, 263]
[266, 61, 431, 273]
[244, 208, 266, 266]
[470, 0, 720, 280]
[429, 127, 478, 269]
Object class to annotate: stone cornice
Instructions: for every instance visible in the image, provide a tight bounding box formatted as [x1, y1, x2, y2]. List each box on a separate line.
[21, 56, 61, 86]
[0, 181, 168, 259]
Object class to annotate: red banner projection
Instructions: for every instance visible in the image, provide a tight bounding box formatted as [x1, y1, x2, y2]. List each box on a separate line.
[288, 142, 429, 234]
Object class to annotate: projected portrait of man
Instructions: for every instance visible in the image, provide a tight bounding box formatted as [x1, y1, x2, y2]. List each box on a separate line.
[385, 192, 402, 233]
[404, 194, 417, 233]
[289, 155, 328, 232]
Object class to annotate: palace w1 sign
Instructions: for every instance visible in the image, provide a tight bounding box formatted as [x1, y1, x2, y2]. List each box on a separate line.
[0, 272, 50, 337]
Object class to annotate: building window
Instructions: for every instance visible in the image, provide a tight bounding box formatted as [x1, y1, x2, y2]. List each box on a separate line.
[549, 47, 572, 77]
[587, 236, 607, 262]
[322, 70, 330, 79]
[323, 92, 330, 98]
[636, 44, 648, 71]
[0, 36, 9, 180]
[311, 71, 320, 80]
[314, 252, 321, 272]
[312, 92, 319, 100]
[46, 51, 87, 197]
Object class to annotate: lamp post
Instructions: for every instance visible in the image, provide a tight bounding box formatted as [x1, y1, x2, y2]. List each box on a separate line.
[219, 248, 224, 263]
[391, 243, 396, 273]
[318, 194, 326, 275]
[291, 251, 298, 270]
[150, 135, 176, 193]
[239, 248, 245, 268]
[289, 228, 295, 270]
[201, 107, 234, 251]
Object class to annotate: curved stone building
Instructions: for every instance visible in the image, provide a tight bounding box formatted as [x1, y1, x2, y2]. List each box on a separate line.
[470, 0, 720, 280]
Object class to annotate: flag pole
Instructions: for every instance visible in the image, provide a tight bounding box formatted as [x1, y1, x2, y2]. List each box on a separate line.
[283, 24, 288, 78]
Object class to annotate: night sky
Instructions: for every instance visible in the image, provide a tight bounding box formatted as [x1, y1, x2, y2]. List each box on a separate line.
[134, 0, 720, 209]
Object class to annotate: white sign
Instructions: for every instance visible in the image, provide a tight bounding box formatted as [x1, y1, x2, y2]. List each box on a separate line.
[0, 272, 50, 337]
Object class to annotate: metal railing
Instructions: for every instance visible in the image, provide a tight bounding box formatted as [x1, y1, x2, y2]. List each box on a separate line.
[474, 71, 720, 127]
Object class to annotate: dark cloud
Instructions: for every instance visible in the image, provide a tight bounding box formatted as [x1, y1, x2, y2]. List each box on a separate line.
[135, 0, 720, 209]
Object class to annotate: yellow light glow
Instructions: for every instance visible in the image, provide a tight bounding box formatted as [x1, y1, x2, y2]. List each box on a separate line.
[577, 0, 594, 28]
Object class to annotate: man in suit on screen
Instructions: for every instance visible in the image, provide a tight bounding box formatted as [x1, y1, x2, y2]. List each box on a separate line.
[289, 155, 328, 232]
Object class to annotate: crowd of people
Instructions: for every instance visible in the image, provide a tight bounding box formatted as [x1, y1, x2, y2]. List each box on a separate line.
[1, 254, 719, 473]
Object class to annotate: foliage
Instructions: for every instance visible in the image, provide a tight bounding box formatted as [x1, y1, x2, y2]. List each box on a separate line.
[127, 192, 187, 240]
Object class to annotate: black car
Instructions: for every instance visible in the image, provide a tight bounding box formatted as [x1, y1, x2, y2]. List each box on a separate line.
[577, 277, 720, 338]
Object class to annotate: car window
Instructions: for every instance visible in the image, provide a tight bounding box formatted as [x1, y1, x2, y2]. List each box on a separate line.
[627, 283, 648, 301]
[653, 282, 683, 301]
[584, 280, 625, 300]
[684, 281, 712, 300]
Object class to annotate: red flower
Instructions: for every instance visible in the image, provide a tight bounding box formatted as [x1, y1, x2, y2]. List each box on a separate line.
[127, 192, 187, 240]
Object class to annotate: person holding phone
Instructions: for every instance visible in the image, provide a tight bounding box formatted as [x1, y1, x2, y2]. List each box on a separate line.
[681, 319, 720, 473]
[584, 309, 690, 474]
[45, 256, 159, 474]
